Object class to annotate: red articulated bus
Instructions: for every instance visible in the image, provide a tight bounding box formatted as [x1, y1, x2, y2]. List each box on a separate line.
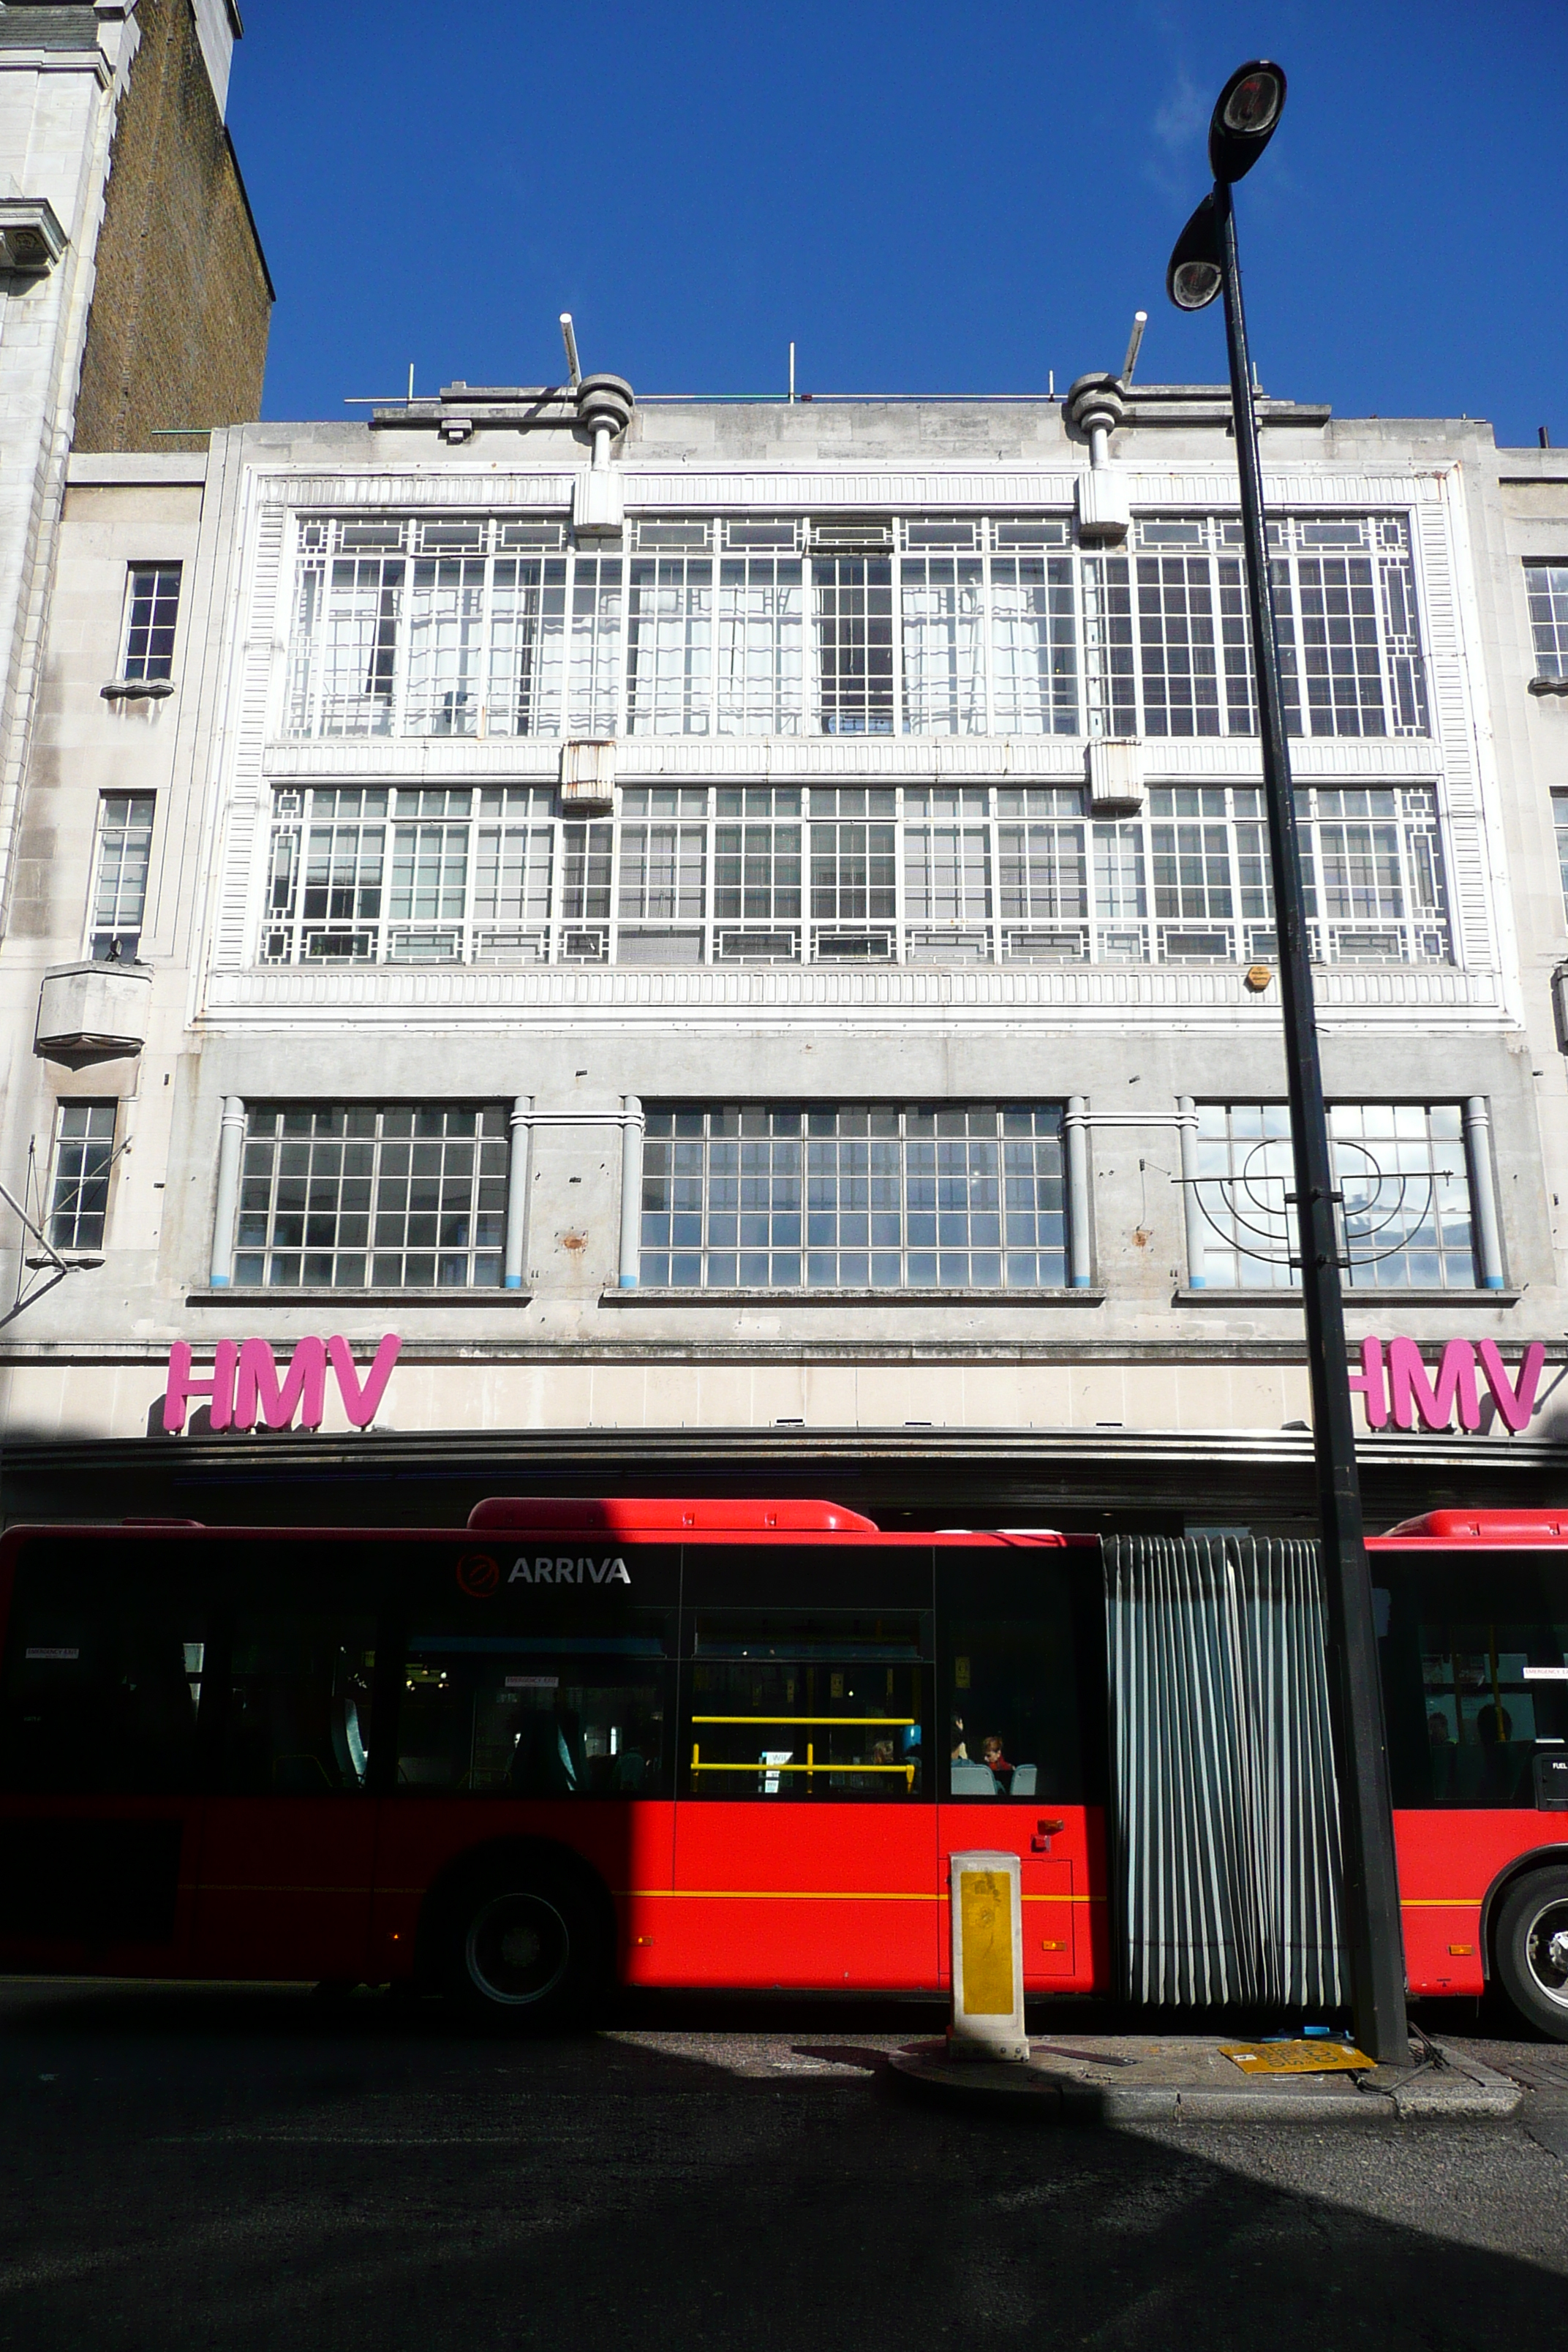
[0, 1496, 1566, 2036]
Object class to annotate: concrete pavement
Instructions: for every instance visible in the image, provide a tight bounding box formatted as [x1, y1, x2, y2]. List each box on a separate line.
[0, 1981, 1562, 2348]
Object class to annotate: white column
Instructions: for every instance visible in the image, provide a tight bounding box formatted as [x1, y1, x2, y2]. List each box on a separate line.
[1178, 1097, 1207, 1287]
[504, 1096, 532, 1290]
[1066, 1097, 1091, 1288]
[1463, 1097, 1505, 1290]
[619, 1096, 644, 1289]
[208, 1096, 246, 1286]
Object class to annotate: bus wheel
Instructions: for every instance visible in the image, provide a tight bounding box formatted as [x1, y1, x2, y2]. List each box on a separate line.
[1495, 1868, 1568, 2040]
[443, 1863, 603, 2030]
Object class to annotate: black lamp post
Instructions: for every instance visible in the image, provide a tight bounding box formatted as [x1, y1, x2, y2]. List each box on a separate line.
[1165, 61, 1409, 2064]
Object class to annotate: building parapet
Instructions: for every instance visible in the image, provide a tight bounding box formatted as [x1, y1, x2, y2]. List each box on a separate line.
[201, 961, 1507, 1022]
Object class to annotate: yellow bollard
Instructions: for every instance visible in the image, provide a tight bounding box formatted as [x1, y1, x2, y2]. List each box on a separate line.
[947, 1850, 1028, 2062]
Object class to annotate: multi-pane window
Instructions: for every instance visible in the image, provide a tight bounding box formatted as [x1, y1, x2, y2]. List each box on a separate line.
[1527, 565, 1568, 681]
[286, 519, 584, 739]
[259, 779, 1450, 970]
[1269, 515, 1428, 738]
[1125, 515, 1428, 739]
[990, 524, 1079, 734]
[617, 784, 708, 962]
[280, 510, 1426, 742]
[900, 551, 984, 734]
[121, 565, 181, 682]
[717, 530, 804, 733]
[1136, 530, 1254, 736]
[626, 546, 712, 734]
[1553, 791, 1568, 919]
[1191, 1101, 1477, 1291]
[815, 549, 895, 734]
[88, 792, 154, 960]
[49, 1104, 116, 1251]
[639, 1104, 1067, 1290]
[809, 786, 898, 948]
[233, 1105, 508, 1289]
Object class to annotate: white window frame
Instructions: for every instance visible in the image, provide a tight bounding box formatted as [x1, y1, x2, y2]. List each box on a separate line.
[232, 1103, 510, 1290]
[276, 510, 1432, 746]
[1188, 1101, 1480, 1292]
[119, 562, 181, 683]
[257, 777, 1453, 974]
[1527, 563, 1568, 682]
[638, 1103, 1069, 1291]
[86, 791, 156, 960]
[48, 1101, 118, 1253]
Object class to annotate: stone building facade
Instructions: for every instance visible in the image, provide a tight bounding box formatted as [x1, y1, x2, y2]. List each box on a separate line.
[0, 0, 268, 968]
[3, 364, 1567, 1534]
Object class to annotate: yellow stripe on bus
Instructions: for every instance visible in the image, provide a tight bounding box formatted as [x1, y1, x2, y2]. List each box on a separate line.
[618, 1888, 1100, 1904]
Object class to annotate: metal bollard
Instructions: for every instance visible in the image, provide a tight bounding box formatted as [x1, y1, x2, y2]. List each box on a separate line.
[947, 1850, 1028, 2062]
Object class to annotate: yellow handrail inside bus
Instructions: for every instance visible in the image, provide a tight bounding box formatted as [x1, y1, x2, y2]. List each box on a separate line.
[690, 1741, 916, 1791]
[690, 1716, 916, 1727]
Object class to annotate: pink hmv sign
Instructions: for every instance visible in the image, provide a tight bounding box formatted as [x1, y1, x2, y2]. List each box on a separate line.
[162, 1335, 401, 1435]
[1349, 1337, 1547, 1434]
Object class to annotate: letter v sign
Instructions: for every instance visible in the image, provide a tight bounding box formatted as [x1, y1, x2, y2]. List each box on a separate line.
[326, 1335, 401, 1428]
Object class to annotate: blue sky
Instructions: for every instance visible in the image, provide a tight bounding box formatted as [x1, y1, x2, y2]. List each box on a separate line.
[231, 1, 1566, 448]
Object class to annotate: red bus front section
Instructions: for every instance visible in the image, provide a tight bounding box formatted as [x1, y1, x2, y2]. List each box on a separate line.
[0, 1504, 1107, 2003]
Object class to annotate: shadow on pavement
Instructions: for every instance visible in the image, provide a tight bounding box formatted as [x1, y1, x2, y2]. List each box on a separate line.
[0, 1979, 1558, 2349]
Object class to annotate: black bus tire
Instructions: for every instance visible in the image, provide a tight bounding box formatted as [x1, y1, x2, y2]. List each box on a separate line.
[440, 1861, 607, 2031]
[1494, 1866, 1568, 2040]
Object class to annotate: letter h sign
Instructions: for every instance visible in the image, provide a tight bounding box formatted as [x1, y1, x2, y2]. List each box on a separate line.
[162, 1335, 401, 1434]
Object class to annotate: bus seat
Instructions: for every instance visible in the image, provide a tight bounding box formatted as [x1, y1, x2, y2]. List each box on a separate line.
[950, 1761, 997, 1795]
[1010, 1763, 1038, 1796]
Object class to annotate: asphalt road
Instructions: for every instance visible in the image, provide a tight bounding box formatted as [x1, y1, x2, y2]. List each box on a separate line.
[0, 1983, 1564, 2350]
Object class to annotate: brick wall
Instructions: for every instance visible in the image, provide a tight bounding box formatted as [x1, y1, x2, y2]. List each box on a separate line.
[72, 0, 272, 453]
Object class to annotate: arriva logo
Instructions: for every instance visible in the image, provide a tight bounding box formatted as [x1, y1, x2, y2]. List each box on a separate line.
[509, 1556, 631, 1586]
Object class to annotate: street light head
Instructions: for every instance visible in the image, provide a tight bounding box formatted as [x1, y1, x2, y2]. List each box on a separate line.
[1166, 194, 1224, 311]
[1209, 59, 1286, 182]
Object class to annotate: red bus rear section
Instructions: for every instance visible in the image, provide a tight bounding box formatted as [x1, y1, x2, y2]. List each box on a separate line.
[0, 1498, 1564, 2035]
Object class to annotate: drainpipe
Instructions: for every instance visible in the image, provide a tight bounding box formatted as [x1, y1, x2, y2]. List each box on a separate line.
[1463, 1096, 1505, 1289]
[1177, 1097, 1206, 1287]
[619, 1096, 644, 1288]
[504, 1095, 532, 1290]
[208, 1097, 246, 1287]
[1066, 1096, 1091, 1288]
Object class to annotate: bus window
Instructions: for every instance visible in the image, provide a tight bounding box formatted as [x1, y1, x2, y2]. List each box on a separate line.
[939, 1559, 1088, 1803]
[221, 1613, 376, 1797]
[0, 1556, 206, 1795]
[682, 1612, 930, 1801]
[396, 1635, 672, 1797]
[1380, 1561, 1568, 1808]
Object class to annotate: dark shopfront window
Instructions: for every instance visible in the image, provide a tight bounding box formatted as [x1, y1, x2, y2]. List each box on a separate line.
[1379, 1558, 1568, 1808]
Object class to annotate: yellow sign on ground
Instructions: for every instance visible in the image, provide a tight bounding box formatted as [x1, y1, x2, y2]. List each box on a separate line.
[958, 1869, 1015, 2016]
[1221, 2040, 1375, 2075]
